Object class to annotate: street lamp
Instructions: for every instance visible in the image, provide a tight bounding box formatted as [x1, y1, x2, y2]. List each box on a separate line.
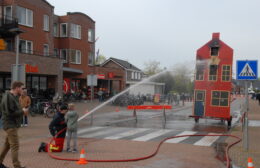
[9, 27, 25, 82]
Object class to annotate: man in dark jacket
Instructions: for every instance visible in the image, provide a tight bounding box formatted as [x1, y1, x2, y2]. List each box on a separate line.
[38, 105, 68, 152]
[0, 81, 26, 168]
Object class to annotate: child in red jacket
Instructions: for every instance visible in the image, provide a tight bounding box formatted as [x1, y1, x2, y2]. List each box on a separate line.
[38, 105, 68, 152]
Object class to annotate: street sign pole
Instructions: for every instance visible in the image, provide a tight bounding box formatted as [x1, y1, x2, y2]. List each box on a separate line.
[237, 60, 258, 151]
[243, 81, 249, 151]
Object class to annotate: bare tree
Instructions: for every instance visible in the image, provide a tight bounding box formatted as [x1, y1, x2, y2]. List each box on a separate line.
[143, 60, 164, 76]
[95, 54, 107, 65]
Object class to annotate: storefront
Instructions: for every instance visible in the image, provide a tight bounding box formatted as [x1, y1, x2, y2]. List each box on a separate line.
[0, 52, 63, 98]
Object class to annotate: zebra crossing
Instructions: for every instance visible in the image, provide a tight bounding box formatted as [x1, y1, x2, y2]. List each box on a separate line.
[78, 126, 224, 147]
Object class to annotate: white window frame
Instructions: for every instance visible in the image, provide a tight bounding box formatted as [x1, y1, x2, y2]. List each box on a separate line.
[131, 72, 134, 79]
[60, 49, 68, 63]
[4, 6, 12, 21]
[70, 50, 81, 64]
[17, 6, 33, 27]
[138, 73, 141, 80]
[76, 50, 81, 64]
[88, 52, 94, 65]
[53, 48, 59, 57]
[19, 39, 33, 54]
[43, 44, 49, 56]
[43, 15, 49, 31]
[53, 23, 58, 37]
[60, 23, 68, 37]
[88, 29, 94, 42]
[70, 23, 81, 39]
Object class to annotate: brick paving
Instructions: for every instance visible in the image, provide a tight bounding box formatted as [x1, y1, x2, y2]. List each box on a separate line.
[227, 99, 260, 168]
[0, 100, 225, 168]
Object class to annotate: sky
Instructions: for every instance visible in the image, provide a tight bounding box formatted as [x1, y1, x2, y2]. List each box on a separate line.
[47, 0, 260, 76]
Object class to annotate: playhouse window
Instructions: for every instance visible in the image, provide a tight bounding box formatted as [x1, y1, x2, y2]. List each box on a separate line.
[209, 65, 217, 81]
[212, 91, 229, 106]
[222, 65, 231, 81]
[211, 47, 219, 56]
[196, 65, 204, 80]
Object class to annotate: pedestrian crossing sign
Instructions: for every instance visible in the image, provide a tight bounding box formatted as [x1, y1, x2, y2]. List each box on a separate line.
[237, 60, 258, 80]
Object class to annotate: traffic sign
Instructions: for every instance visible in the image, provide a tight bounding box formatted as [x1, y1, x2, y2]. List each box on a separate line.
[237, 60, 258, 80]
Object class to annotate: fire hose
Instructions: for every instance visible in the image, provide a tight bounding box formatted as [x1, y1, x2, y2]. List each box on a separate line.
[47, 128, 241, 168]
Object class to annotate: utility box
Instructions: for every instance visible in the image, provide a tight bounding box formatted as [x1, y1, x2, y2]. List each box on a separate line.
[191, 33, 233, 128]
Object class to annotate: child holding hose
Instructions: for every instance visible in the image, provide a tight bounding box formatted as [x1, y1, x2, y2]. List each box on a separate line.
[65, 103, 79, 153]
[38, 105, 68, 152]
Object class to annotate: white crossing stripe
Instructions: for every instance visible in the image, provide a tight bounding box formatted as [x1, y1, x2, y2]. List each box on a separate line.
[165, 131, 197, 143]
[105, 128, 149, 140]
[78, 126, 105, 135]
[133, 129, 172, 141]
[193, 133, 221, 146]
[80, 127, 123, 138]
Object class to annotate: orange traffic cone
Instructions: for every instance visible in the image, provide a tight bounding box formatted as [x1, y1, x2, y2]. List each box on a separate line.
[248, 157, 254, 168]
[76, 148, 88, 165]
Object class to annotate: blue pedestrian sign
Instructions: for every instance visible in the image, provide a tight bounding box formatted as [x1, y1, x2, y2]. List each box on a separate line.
[237, 60, 258, 80]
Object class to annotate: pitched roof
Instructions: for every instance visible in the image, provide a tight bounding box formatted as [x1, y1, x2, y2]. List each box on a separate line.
[103, 57, 142, 71]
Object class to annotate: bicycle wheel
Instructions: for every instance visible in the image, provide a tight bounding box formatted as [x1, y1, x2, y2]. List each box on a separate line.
[46, 107, 56, 118]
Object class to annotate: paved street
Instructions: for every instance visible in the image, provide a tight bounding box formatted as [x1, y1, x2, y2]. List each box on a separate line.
[0, 98, 244, 168]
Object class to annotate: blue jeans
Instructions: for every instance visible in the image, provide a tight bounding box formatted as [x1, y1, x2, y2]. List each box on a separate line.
[22, 115, 28, 125]
[0, 119, 2, 128]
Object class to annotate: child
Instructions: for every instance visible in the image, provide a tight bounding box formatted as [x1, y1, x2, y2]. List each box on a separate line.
[19, 89, 31, 127]
[38, 105, 68, 152]
[65, 103, 79, 152]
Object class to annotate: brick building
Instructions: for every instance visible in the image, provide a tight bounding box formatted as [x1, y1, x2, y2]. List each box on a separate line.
[0, 0, 126, 99]
[0, 0, 62, 98]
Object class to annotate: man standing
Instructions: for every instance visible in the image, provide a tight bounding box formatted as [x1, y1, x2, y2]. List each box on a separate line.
[0, 81, 26, 168]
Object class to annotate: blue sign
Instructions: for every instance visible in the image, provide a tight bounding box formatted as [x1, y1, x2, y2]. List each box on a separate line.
[237, 60, 258, 80]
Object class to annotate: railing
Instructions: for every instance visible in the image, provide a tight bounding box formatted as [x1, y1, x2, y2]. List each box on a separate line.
[0, 15, 18, 29]
[1, 48, 62, 59]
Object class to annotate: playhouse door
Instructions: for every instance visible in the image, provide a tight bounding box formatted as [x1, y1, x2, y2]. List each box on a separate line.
[194, 90, 205, 117]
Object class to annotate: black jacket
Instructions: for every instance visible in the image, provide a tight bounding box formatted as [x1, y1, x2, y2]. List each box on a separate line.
[0, 92, 23, 130]
[49, 112, 67, 138]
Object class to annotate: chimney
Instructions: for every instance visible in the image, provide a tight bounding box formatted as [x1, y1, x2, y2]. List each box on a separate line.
[212, 33, 220, 39]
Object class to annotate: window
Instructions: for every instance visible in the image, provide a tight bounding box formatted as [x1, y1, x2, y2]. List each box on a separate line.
[196, 91, 204, 101]
[88, 52, 94, 65]
[4, 6, 12, 22]
[17, 6, 33, 27]
[131, 72, 134, 79]
[88, 29, 94, 42]
[70, 23, 81, 39]
[222, 65, 231, 81]
[209, 65, 217, 81]
[70, 50, 81, 64]
[196, 64, 204, 80]
[211, 91, 229, 106]
[43, 44, 49, 56]
[19, 40, 33, 54]
[39, 77, 47, 90]
[211, 47, 219, 56]
[134, 72, 137, 79]
[53, 48, 59, 57]
[43, 15, 49, 31]
[53, 23, 58, 37]
[60, 23, 68, 37]
[60, 49, 68, 63]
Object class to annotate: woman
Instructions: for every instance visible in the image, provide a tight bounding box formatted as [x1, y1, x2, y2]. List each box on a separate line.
[19, 89, 31, 127]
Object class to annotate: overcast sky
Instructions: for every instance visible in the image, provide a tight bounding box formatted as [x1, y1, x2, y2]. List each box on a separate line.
[47, 0, 260, 75]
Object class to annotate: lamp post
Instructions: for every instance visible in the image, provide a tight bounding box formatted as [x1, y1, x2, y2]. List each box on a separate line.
[9, 27, 25, 82]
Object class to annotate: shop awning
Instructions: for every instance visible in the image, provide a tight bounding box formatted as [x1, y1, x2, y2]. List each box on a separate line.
[63, 67, 83, 74]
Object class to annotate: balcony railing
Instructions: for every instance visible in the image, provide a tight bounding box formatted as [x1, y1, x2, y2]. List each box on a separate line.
[0, 15, 19, 37]
[0, 15, 18, 28]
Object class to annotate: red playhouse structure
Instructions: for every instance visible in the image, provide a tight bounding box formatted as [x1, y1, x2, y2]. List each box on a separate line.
[191, 33, 233, 128]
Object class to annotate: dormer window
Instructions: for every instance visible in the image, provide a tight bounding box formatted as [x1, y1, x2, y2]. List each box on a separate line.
[211, 47, 219, 56]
